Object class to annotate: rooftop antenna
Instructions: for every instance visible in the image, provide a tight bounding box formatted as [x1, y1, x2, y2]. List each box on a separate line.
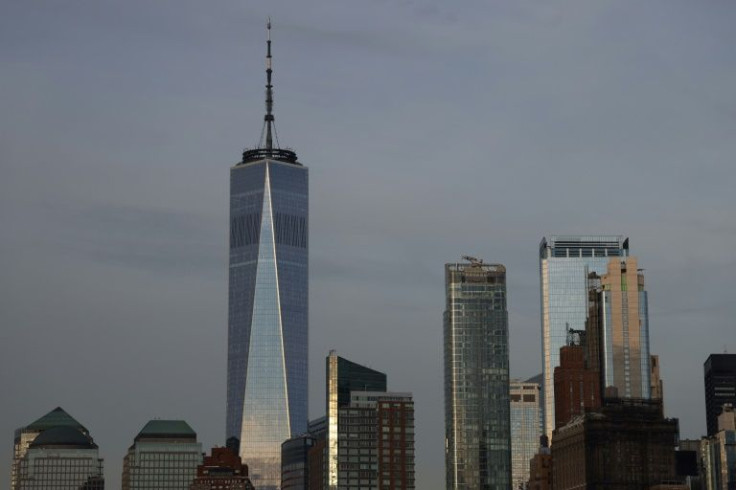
[241, 18, 298, 165]
[263, 18, 275, 150]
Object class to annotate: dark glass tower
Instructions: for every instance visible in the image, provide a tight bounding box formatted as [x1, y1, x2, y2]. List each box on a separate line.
[704, 354, 736, 436]
[444, 258, 510, 490]
[227, 21, 308, 490]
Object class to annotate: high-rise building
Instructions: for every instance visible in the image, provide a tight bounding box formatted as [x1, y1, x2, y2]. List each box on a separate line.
[326, 351, 388, 489]
[700, 404, 736, 490]
[280, 434, 314, 490]
[510, 379, 541, 490]
[190, 446, 255, 490]
[11, 407, 90, 490]
[226, 21, 308, 489]
[121, 420, 203, 489]
[444, 258, 511, 490]
[553, 343, 600, 430]
[15, 425, 104, 489]
[588, 257, 651, 399]
[552, 399, 679, 490]
[539, 235, 629, 439]
[338, 391, 415, 489]
[704, 354, 736, 436]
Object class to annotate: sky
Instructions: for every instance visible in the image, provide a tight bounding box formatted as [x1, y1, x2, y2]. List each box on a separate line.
[1, 0, 735, 488]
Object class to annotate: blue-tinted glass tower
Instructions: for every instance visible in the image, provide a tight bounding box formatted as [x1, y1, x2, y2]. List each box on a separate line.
[539, 235, 628, 440]
[227, 21, 308, 490]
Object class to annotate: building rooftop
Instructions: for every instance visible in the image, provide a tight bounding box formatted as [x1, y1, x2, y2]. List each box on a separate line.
[25, 406, 87, 432]
[30, 426, 97, 449]
[135, 420, 197, 441]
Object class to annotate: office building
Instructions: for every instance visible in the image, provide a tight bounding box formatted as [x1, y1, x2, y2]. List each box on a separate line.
[338, 391, 415, 489]
[539, 235, 629, 439]
[701, 404, 736, 490]
[11, 407, 90, 490]
[122, 420, 203, 489]
[552, 399, 679, 490]
[553, 343, 600, 429]
[15, 425, 104, 489]
[587, 257, 651, 399]
[281, 434, 314, 490]
[510, 379, 541, 490]
[444, 258, 511, 490]
[190, 446, 254, 490]
[325, 351, 388, 489]
[226, 22, 309, 489]
[704, 354, 736, 436]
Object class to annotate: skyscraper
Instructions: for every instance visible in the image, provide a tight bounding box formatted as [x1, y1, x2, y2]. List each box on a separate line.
[510, 379, 541, 490]
[325, 351, 388, 489]
[227, 21, 308, 489]
[539, 235, 629, 440]
[121, 420, 203, 489]
[444, 258, 511, 490]
[704, 354, 736, 436]
[588, 257, 652, 399]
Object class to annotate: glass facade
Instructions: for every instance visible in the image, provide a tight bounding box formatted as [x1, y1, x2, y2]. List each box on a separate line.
[539, 235, 628, 440]
[444, 261, 510, 490]
[510, 380, 541, 490]
[16, 427, 104, 490]
[228, 158, 308, 489]
[12, 408, 92, 490]
[597, 257, 651, 399]
[121, 420, 203, 490]
[326, 351, 387, 490]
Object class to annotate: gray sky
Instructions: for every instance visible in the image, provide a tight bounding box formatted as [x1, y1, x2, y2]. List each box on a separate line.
[1, 1, 735, 488]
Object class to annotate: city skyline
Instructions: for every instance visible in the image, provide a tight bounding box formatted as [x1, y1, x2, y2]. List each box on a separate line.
[2, 2, 736, 489]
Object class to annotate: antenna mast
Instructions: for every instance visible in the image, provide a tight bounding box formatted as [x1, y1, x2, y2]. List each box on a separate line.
[264, 18, 274, 150]
[240, 18, 298, 165]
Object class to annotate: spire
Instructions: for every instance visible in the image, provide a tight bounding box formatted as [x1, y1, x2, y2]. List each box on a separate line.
[264, 17, 274, 150]
[241, 18, 298, 165]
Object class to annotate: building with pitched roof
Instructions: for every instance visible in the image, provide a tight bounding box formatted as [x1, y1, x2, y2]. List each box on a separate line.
[11, 407, 90, 489]
[15, 422, 104, 489]
[121, 419, 203, 490]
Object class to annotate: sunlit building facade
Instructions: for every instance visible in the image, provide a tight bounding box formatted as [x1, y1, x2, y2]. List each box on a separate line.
[510, 379, 541, 490]
[121, 420, 202, 490]
[444, 259, 510, 490]
[326, 351, 387, 489]
[539, 235, 629, 439]
[591, 257, 651, 399]
[226, 21, 308, 489]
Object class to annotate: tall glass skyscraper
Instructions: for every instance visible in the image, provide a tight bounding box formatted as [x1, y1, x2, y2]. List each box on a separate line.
[444, 258, 510, 490]
[227, 21, 308, 489]
[510, 379, 541, 490]
[588, 257, 651, 399]
[539, 235, 628, 440]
